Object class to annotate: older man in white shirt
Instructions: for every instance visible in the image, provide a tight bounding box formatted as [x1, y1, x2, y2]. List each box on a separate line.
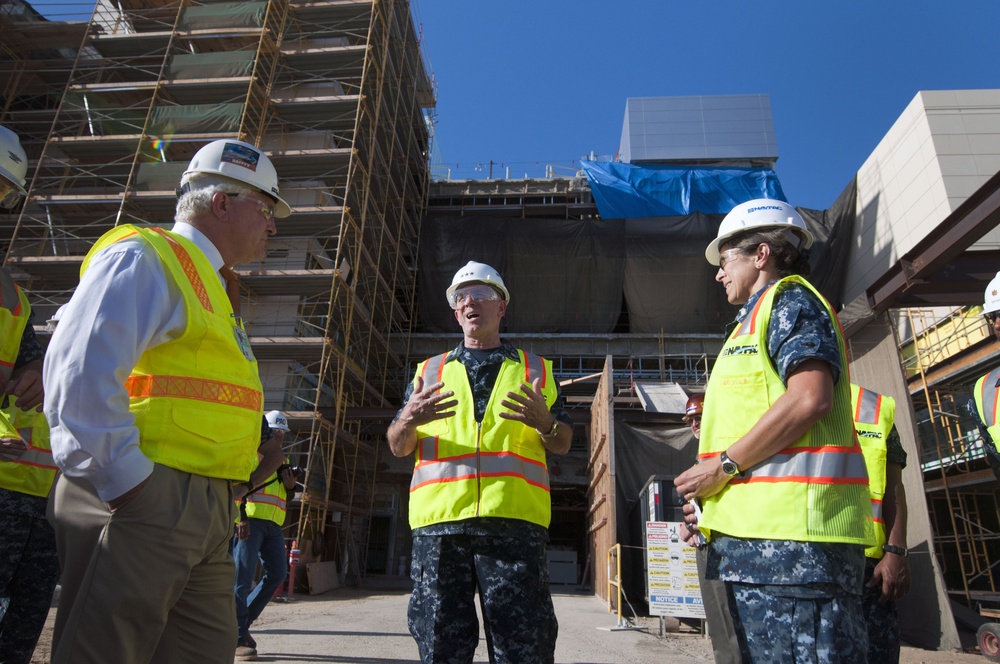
[44, 139, 290, 664]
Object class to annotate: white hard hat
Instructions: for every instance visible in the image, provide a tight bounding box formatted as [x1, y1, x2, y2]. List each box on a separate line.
[706, 198, 814, 266]
[0, 125, 28, 209]
[265, 410, 290, 431]
[180, 139, 291, 218]
[446, 261, 510, 305]
[45, 303, 69, 333]
[984, 271, 1000, 315]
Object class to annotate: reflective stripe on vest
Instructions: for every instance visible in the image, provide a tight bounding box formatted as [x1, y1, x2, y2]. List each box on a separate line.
[11, 433, 55, 470]
[976, 367, 1000, 428]
[715, 443, 870, 486]
[151, 228, 214, 312]
[411, 450, 550, 490]
[855, 387, 882, 425]
[125, 375, 262, 412]
[871, 498, 883, 523]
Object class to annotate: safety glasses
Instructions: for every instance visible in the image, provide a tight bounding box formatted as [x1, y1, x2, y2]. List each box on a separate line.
[448, 284, 500, 309]
[225, 192, 275, 222]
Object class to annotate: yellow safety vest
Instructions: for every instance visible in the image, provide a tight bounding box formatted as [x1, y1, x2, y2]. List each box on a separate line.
[974, 367, 1000, 455]
[699, 275, 872, 545]
[0, 271, 31, 441]
[82, 226, 263, 481]
[409, 349, 556, 529]
[0, 407, 56, 498]
[851, 384, 895, 559]
[244, 454, 289, 526]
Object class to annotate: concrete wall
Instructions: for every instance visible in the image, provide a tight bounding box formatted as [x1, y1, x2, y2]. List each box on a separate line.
[844, 89, 1000, 304]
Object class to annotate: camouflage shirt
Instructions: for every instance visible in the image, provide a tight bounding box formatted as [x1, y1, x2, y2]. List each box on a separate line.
[396, 342, 570, 538]
[709, 279, 865, 593]
[16, 310, 44, 368]
[885, 425, 907, 467]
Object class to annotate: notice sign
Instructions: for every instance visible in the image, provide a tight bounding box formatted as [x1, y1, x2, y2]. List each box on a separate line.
[646, 521, 705, 619]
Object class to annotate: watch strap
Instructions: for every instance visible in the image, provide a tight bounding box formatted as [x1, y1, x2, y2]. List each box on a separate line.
[882, 544, 908, 557]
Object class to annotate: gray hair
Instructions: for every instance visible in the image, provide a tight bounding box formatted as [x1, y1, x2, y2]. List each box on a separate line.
[175, 180, 255, 222]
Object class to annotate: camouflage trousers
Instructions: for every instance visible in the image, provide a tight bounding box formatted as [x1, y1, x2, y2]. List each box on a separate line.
[727, 581, 867, 663]
[0, 489, 60, 664]
[408, 532, 558, 664]
[862, 558, 900, 663]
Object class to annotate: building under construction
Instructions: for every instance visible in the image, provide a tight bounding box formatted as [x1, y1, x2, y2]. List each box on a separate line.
[0, 0, 434, 586]
[3, 0, 1000, 653]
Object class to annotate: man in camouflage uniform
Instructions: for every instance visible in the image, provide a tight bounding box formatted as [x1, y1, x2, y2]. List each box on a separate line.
[676, 200, 870, 663]
[0, 124, 58, 664]
[387, 261, 573, 664]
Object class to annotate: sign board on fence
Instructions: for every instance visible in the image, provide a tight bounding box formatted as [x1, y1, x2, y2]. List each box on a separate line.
[646, 521, 705, 619]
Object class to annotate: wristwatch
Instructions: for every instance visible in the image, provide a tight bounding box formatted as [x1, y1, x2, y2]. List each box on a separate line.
[539, 418, 559, 437]
[882, 544, 908, 557]
[719, 451, 740, 476]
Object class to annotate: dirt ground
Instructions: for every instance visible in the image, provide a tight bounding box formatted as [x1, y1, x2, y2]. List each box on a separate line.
[29, 580, 988, 663]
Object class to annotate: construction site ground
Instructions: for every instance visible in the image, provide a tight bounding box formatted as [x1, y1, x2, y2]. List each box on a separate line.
[27, 577, 984, 663]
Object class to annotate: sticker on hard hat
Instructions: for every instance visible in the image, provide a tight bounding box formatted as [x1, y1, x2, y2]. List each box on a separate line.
[220, 142, 260, 172]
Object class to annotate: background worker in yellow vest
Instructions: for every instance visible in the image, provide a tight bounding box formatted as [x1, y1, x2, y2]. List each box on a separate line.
[684, 393, 741, 664]
[675, 199, 872, 663]
[851, 384, 911, 664]
[44, 139, 290, 664]
[970, 271, 1000, 482]
[387, 261, 573, 664]
[233, 410, 298, 661]
[0, 125, 60, 664]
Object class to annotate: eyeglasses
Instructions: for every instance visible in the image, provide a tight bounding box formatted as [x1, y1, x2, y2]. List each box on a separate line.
[718, 248, 745, 270]
[251, 200, 275, 222]
[225, 192, 275, 222]
[448, 284, 500, 309]
[985, 311, 1000, 326]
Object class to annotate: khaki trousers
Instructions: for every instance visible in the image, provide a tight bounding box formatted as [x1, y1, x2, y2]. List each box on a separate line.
[698, 545, 742, 664]
[47, 463, 237, 664]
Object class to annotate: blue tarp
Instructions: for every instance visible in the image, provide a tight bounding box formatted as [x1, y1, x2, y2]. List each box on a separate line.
[580, 161, 787, 219]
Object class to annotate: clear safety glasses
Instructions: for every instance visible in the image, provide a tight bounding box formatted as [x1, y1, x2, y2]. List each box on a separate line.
[225, 192, 275, 222]
[448, 284, 500, 309]
[717, 248, 745, 271]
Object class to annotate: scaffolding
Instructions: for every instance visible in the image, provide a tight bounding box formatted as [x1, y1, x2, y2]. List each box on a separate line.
[0, 0, 434, 583]
[895, 306, 1000, 611]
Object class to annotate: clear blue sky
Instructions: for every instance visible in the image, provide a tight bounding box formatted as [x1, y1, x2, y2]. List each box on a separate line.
[413, 1, 1000, 210]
